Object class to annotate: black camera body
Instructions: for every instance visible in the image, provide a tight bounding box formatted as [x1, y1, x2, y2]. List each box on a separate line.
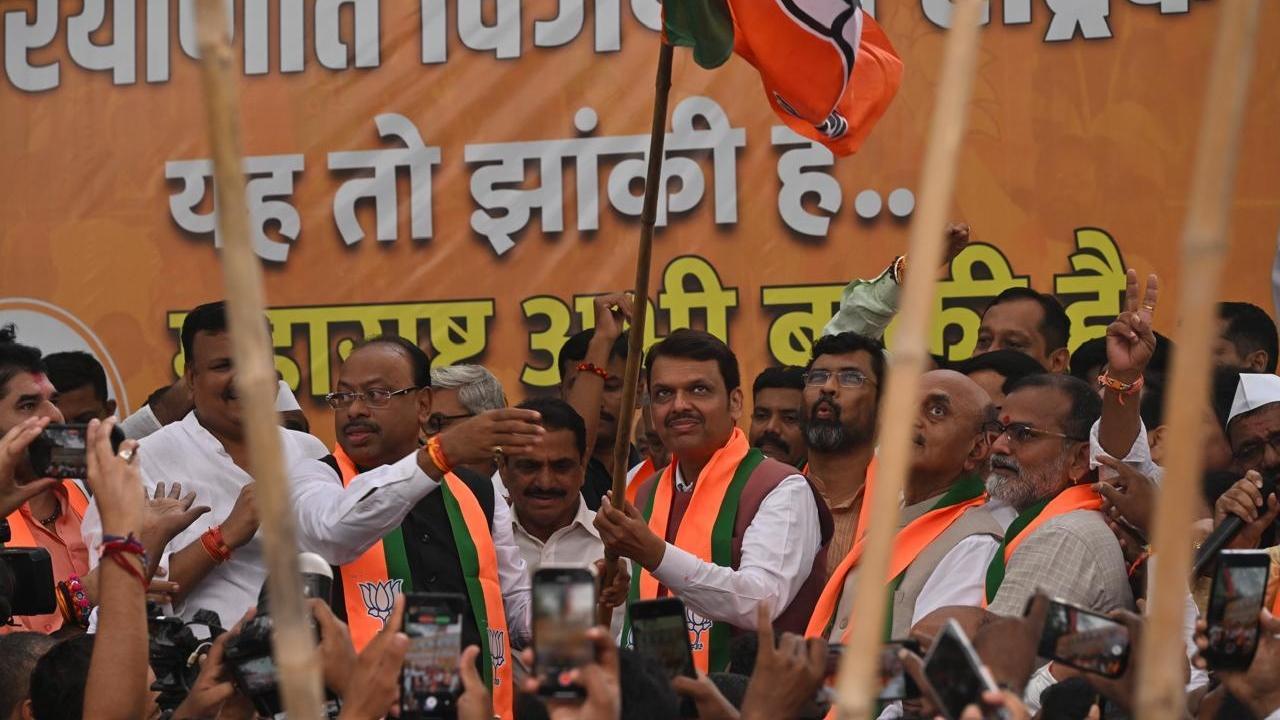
[223, 553, 335, 717]
[148, 605, 226, 712]
[0, 519, 56, 626]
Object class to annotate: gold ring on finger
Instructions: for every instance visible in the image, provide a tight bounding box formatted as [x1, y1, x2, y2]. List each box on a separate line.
[118, 448, 136, 463]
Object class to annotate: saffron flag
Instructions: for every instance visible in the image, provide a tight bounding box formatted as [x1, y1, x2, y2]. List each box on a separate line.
[664, 0, 903, 156]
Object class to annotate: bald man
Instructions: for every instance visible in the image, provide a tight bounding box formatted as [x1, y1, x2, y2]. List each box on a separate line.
[808, 370, 1008, 642]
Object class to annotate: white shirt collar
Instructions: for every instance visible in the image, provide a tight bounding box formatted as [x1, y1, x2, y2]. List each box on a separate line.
[512, 494, 599, 541]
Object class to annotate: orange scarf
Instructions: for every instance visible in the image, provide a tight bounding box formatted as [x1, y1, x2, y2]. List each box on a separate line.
[984, 483, 1103, 605]
[805, 471, 989, 640]
[635, 428, 751, 671]
[333, 447, 513, 719]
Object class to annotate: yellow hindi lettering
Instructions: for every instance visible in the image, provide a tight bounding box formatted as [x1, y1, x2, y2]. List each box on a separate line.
[522, 296, 575, 387]
[760, 284, 847, 367]
[658, 256, 739, 341]
[914, 243, 1029, 360]
[1053, 228, 1127, 353]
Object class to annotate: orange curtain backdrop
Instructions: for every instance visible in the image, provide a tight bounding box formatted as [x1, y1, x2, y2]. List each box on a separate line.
[1, 2, 1278, 445]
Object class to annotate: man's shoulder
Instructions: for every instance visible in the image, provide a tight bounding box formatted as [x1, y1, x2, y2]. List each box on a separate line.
[1037, 507, 1113, 541]
[284, 429, 330, 460]
[953, 503, 1007, 539]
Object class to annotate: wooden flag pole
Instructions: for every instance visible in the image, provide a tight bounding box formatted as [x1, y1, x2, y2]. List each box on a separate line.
[1134, 2, 1261, 718]
[194, 2, 326, 718]
[832, 1, 984, 717]
[598, 39, 675, 626]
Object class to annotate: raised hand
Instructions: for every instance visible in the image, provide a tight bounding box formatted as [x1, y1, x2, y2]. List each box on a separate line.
[1094, 456, 1157, 539]
[1105, 269, 1159, 381]
[591, 292, 636, 344]
[85, 418, 144, 535]
[943, 223, 971, 265]
[337, 595, 409, 720]
[457, 645, 494, 720]
[0, 416, 59, 517]
[140, 481, 211, 562]
[427, 408, 545, 472]
[740, 604, 827, 720]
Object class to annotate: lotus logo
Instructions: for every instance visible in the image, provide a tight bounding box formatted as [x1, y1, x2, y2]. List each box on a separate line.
[686, 609, 714, 652]
[358, 579, 403, 626]
[487, 628, 506, 680]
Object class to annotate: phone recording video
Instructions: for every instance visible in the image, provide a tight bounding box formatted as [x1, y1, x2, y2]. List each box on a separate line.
[1035, 598, 1129, 678]
[826, 641, 921, 701]
[630, 597, 696, 682]
[401, 593, 467, 719]
[922, 620, 1000, 720]
[533, 565, 597, 699]
[27, 423, 124, 480]
[1204, 549, 1271, 671]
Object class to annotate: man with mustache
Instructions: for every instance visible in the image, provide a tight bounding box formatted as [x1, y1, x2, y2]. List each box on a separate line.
[975, 288, 1073, 373]
[290, 335, 546, 718]
[595, 329, 829, 673]
[983, 374, 1133, 616]
[500, 396, 626, 632]
[748, 366, 808, 471]
[801, 332, 884, 579]
[806, 370, 1005, 641]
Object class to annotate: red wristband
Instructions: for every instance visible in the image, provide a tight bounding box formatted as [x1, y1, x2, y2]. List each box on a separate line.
[576, 362, 610, 380]
[200, 525, 233, 564]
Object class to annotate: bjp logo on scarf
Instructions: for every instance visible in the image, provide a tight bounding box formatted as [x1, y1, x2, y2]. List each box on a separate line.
[686, 608, 714, 651]
[488, 628, 507, 680]
[358, 579, 403, 626]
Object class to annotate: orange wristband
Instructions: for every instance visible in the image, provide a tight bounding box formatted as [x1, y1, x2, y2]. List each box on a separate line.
[426, 436, 453, 474]
[200, 525, 232, 564]
[1098, 372, 1144, 404]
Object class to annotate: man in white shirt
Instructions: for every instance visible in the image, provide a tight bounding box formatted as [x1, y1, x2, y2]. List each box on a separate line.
[595, 329, 827, 672]
[81, 301, 328, 628]
[289, 336, 544, 652]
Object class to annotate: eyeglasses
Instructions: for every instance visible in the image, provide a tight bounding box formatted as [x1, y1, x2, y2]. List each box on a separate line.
[424, 412, 474, 436]
[324, 387, 419, 410]
[803, 369, 875, 388]
[1232, 432, 1280, 467]
[985, 420, 1086, 446]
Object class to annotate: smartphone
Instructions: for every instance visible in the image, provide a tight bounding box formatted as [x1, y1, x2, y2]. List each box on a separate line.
[1034, 598, 1130, 678]
[533, 565, 597, 699]
[27, 423, 125, 480]
[922, 620, 1001, 720]
[1203, 549, 1271, 671]
[401, 593, 467, 719]
[826, 640, 922, 701]
[630, 598, 699, 717]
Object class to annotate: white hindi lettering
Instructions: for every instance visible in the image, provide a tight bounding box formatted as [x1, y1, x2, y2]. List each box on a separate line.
[465, 97, 745, 257]
[4, 0, 59, 92]
[534, 0, 622, 52]
[316, 0, 381, 70]
[66, 0, 135, 85]
[166, 155, 306, 263]
[772, 127, 842, 238]
[328, 114, 443, 247]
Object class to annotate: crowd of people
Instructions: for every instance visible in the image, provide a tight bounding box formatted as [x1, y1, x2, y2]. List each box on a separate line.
[3, 226, 1280, 720]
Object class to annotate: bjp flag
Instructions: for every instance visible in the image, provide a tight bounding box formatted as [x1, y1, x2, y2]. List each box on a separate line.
[664, 0, 903, 157]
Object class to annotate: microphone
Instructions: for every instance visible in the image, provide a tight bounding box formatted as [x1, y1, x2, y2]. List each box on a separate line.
[255, 552, 334, 613]
[1192, 471, 1277, 577]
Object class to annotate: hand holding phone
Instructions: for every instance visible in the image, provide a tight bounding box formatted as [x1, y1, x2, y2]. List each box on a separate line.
[401, 593, 467, 719]
[1035, 598, 1130, 678]
[825, 641, 921, 702]
[533, 565, 598, 699]
[27, 423, 124, 480]
[922, 620, 1002, 720]
[1203, 549, 1271, 671]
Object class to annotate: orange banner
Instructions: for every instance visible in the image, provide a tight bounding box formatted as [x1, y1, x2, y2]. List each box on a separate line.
[1, 1, 1277, 445]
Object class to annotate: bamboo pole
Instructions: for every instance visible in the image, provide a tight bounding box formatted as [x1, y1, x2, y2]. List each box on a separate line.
[832, 2, 984, 717]
[1135, 3, 1261, 717]
[194, 2, 325, 718]
[598, 39, 675, 626]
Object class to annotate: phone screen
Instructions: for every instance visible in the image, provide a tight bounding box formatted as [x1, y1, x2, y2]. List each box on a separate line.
[533, 568, 596, 698]
[1205, 554, 1270, 670]
[632, 608, 695, 681]
[923, 623, 995, 720]
[825, 643, 920, 701]
[1038, 601, 1129, 678]
[401, 596, 465, 718]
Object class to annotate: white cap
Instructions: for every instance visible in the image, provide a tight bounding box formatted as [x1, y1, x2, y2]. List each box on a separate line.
[1227, 373, 1280, 427]
[275, 379, 301, 412]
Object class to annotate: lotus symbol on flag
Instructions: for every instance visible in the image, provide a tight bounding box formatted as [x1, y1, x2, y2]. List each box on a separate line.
[488, 628, 507, 675]
[359, 579, 403, 626]
[686, 609, 714, 651]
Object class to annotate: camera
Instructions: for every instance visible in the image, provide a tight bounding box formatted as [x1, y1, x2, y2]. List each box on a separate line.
[222, 553, 335, 717]
[0, 519, 56, 626]
[148, 604, 226, 712]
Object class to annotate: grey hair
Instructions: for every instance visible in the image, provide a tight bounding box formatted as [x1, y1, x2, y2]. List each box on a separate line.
[430, 364, 507, 413]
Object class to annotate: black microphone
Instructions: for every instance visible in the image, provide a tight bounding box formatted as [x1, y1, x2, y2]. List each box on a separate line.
[1192, 471, 1277, 577]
